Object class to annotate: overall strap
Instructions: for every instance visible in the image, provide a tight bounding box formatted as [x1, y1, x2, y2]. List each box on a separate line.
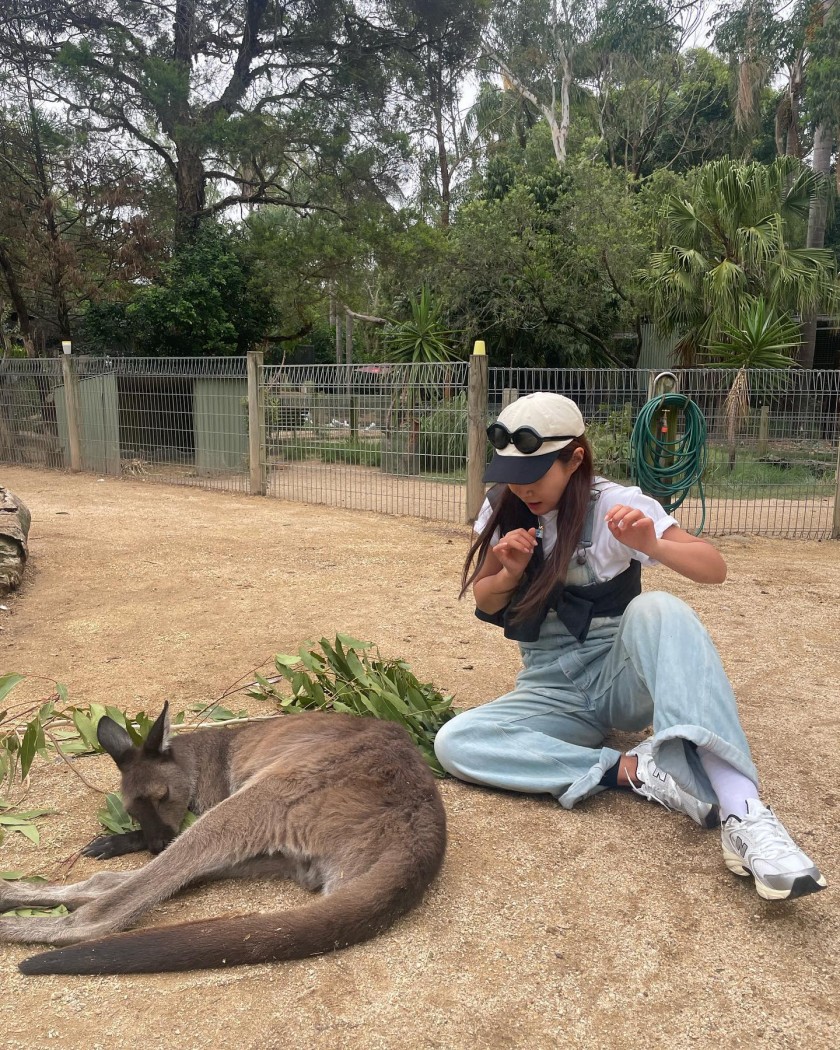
[575, 489, 601, 564]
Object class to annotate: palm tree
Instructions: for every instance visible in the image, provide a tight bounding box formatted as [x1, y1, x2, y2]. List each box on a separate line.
[702, 297, 800, 470]
[381, 288, 461, 473]
[639, 156, 839, 364]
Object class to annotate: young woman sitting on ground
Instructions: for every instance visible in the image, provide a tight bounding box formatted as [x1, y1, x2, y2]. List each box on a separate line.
[434, 391, 826, 901]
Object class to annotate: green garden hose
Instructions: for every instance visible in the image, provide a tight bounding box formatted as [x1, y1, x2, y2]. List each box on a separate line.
[630, 391, 708, 535]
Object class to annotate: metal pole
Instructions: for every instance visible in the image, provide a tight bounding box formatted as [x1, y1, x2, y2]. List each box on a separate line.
[466, 341, 489, 524]
[832, 435, 840, 540]
[60, 353, 82, 472]
[247, 350, 266, 496]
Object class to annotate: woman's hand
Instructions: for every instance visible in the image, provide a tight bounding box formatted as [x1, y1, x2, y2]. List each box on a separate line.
[472, 527, 539, 614]
[492, 527, 539, 579]
[605, 505, 727, 584]
[604, 505, 657, 556]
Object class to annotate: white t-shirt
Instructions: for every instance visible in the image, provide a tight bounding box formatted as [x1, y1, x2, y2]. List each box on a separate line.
[474, 477, 679, 584]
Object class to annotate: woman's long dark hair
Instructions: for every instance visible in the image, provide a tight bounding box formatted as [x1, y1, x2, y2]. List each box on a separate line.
[461, 437, 594, 623]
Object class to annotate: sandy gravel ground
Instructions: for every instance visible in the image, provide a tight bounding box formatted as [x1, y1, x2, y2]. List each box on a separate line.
[0, 465, 837, 1050]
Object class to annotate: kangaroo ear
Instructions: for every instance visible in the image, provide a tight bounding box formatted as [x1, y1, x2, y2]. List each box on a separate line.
[143, 702, 171, 756]
[97, 717, 134, 768]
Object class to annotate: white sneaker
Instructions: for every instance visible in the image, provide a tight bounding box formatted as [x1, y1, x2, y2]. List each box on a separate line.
[627, 740, 720, 828]
[721, 799, 827, 901]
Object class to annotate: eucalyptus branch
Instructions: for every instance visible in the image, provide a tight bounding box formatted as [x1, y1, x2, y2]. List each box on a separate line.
[42, 729, 109, 794]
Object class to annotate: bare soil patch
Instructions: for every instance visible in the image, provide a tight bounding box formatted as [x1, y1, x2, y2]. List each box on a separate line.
[0, 465, 838, 1050]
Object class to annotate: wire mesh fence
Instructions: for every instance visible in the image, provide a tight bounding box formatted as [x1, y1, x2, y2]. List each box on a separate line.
[263, 361, 470, 521]
[0, 358, 63, 468]
[0, 357, 838, 538]
[491, 368, 840, 538]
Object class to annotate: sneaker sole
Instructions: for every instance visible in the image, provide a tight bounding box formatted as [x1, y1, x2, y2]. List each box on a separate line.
[723, 849, 828, 901]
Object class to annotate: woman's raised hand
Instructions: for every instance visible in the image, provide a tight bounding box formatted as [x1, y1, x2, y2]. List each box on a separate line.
[492, 527, 539, 580]
[604, 505, 658, 556]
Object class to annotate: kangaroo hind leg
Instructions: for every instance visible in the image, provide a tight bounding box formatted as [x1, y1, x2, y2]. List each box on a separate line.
[1, 780, 291, 947]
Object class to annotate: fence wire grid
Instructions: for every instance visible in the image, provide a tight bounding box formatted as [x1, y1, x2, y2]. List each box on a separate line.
[0, 357, 838, 538]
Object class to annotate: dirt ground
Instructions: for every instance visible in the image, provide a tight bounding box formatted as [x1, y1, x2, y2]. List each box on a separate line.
[0, 465, 838, 1050]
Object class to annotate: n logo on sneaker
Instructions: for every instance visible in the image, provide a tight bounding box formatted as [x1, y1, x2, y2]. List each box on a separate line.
[733, 836, 748, 858]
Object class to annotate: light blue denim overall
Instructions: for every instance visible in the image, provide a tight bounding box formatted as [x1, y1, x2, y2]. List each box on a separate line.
[435, 503, 758, 809]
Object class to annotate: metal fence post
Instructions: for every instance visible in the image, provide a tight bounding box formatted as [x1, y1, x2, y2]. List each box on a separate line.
[832, 437, 840, 540]
[60, 354, 82, 472]
[247, 350, 266, 496]
[466, 341, 488, 524]
[757, 404, 770, 456]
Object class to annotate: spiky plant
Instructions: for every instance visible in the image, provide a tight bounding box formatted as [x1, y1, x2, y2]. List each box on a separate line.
[702, 298, 800, 470]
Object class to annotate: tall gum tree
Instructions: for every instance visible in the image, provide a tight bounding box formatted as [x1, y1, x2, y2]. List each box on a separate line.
[0, 1, 419, 244]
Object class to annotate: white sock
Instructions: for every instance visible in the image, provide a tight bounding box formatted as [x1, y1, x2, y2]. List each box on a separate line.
[697, 747, 760, 821]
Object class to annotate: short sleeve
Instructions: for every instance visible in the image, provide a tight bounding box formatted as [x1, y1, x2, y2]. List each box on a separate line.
[599, 485, 679, 567]
[473, 497, 501, 546]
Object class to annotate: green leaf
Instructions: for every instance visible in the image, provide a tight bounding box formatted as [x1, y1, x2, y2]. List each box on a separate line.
[19, 720, 40, 780]
[274, 653, 301, 668]
[2, 905, 68, 917]
[0, 673, 25, 705]
[335, 634, 372, 652]
[9, 809, 53, 820]
[71, 710, 100, 751]
[97, 792, 138, 835]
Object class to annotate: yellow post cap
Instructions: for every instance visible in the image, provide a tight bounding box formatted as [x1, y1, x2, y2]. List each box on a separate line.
[473, 340, 486, 356]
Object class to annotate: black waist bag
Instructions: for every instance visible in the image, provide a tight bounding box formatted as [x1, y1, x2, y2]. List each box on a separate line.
[475, 559, 642, 642]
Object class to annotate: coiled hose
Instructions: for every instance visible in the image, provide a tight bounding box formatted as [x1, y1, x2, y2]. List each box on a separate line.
[630, 392, 708, 534]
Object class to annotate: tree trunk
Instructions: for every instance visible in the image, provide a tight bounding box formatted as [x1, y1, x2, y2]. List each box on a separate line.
[798, 9, 835, 367]
[175, 148, 207, 243]
[0, 241, 34, 354]
[557, 47, 571, 167]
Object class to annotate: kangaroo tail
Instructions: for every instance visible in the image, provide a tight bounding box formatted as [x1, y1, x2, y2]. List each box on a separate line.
[19, 849, 442, 975]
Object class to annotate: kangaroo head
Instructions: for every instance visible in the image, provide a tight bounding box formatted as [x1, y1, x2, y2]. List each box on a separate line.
[97, 703, 191, 854]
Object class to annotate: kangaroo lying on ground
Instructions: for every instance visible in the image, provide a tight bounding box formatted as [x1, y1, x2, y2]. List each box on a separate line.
[0, 704, 447, 975]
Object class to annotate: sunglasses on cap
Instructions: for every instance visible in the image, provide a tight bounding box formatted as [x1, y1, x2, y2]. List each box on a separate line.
[486, 423, 578, 455]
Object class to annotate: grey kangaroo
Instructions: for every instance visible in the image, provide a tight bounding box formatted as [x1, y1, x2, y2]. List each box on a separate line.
[0, 704, 447, 975]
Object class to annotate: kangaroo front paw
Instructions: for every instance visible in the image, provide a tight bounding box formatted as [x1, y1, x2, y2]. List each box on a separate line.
[82, 831, 146, 860]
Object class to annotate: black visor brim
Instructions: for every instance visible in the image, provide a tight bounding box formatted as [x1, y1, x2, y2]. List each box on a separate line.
[483, 449, 559, 485]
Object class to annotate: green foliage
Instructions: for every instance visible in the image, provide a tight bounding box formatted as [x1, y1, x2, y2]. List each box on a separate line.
[95, 791, 198, 837]
[416, 392, 493, 474]
[702, 299, 802, 369]
[418, 392, 469, 474]
[272, 436, 382, 467]
[701, 298, 801, 467]
[97, 792, 139, 836]
[639, 157, 839, 363]
[0, 801, 55, 847]
[0, 865, 67, 915]
[247, 635, 457, 776]
[805, 0, 840, 129]
[119, 223, 278, 356]
[384, 286, 461, 363]
[319, 437, 382, 467]
[701, 445, 836, 498]
[586, 404, 635, 480]
[445, 159, 643, 365]
[0, 672, 188, 792]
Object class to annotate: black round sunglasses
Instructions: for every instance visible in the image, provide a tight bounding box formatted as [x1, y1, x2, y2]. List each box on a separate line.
[486, 422, 578, 455]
